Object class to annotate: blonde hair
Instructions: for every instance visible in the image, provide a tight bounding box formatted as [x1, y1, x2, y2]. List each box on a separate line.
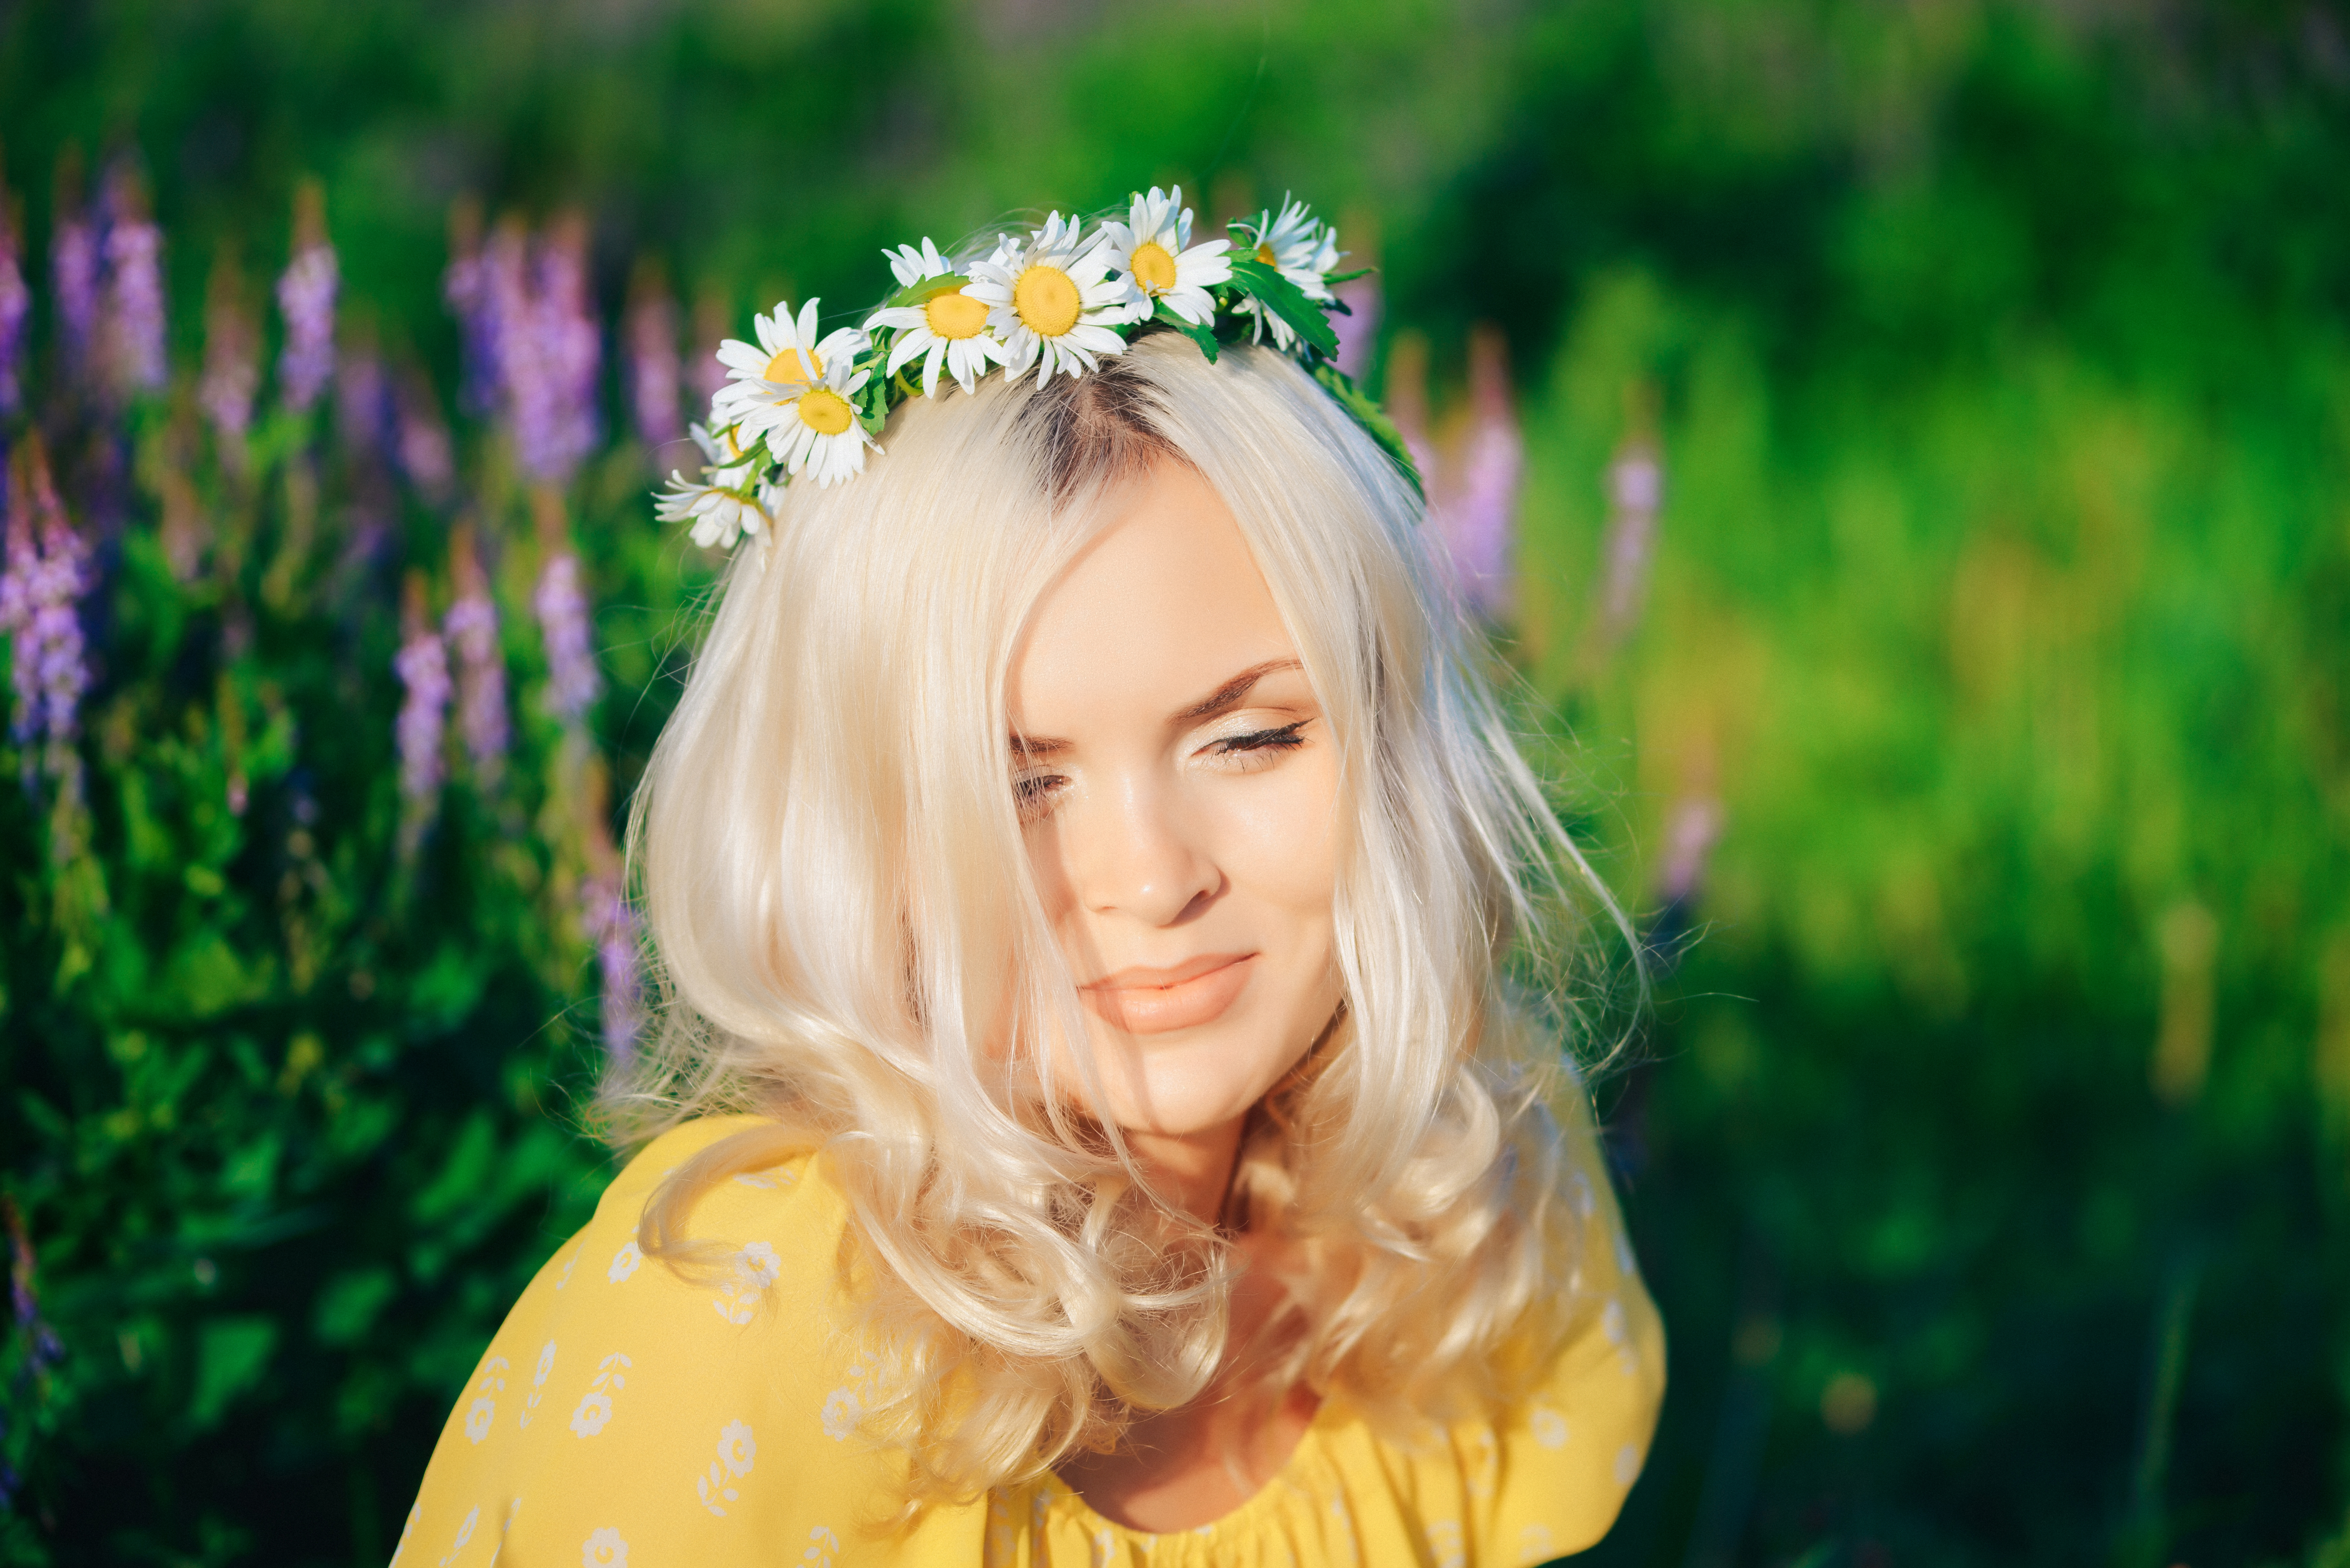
[613, 329, 1624, 1507]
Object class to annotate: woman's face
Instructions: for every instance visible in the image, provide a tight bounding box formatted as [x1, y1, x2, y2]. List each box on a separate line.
[1007, 460, 1345, 1142]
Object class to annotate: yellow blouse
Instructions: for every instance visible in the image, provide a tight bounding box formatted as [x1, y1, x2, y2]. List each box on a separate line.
[396, 1112, 1664, 1567]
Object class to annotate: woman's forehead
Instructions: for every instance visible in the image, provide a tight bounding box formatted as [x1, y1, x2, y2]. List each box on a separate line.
[1007, 464, 1298, 731]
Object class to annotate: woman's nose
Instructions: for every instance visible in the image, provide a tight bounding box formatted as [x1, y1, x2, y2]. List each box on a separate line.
[1073, 776, 1219, 927]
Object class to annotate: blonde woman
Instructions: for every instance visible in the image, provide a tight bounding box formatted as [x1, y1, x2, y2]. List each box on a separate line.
[399, 198, 1663, 1567]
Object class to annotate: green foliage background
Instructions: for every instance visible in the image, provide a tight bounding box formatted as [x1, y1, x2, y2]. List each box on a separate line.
[3, 1, 2347, 1563]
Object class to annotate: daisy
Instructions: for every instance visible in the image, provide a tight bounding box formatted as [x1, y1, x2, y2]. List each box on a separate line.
[656, 423, 770, 550]
[863, 238, 1010, 398]
[964, 214, 1138, 386]
[709, 299, 862, 425]
[713, 299, 879, 487]
[1100, 186, 1231, 327]
[1234, 196, 1342, 349]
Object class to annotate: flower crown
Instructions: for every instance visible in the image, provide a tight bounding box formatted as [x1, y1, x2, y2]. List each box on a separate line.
[655, 189, 1414, 552]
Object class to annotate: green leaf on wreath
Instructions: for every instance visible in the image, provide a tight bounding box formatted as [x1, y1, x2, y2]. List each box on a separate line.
[1312, 361, 1423, 497]
[1155, 299, 1220, 363]
[1227, 259, 1342, 358]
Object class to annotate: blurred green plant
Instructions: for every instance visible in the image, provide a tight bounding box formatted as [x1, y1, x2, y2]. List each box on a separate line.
[1, 0, 2347, 1565]
[0, 167, 712, 1561]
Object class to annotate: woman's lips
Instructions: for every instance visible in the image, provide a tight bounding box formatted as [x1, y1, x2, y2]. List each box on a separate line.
[1081, 953, 1255, 1034]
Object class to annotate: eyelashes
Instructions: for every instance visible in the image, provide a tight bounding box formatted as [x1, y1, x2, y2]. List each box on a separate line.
[1012, 718, 1314, 821]
[1207, 718, 1310, 760]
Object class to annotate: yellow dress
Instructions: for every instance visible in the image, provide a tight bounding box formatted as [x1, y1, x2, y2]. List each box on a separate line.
[395, 1110, 1664, 1567]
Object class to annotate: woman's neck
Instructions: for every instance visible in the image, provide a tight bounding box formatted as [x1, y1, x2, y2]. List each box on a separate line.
[1122, 1114, 1248, 1226]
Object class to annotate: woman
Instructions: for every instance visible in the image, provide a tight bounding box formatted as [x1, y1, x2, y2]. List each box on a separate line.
[398, 193, 1663, 1567]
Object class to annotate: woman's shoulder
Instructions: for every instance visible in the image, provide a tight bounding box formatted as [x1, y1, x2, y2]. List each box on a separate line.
[1472, 1078, 1668, 1561]
[594, 1111, 826, 1222]
[392, 1116, 956, 1566]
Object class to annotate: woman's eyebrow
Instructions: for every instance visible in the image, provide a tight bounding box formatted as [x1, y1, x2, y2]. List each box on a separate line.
[1173, 658, 1305, 722]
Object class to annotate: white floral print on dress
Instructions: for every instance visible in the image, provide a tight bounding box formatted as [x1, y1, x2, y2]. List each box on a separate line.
[1530, 1406, 1570, 1450]
[1568, 1169, 1597, 1220]
[390, 1503, 418, 1566]
[570, 1352, 631, 1437]
[1614, 1441, 1644, 1485]
[712, 1240, 780, 1324]
[520, 1339, 556, 1429]
[719, 1419, 757, 1476]
[581, 1526, 628, 1567]
[696, 1418, 758, 1516]
[984, 1491, 1017, 1566]
[1517, 1523, 1558, 1565]
[803, 1525, 840, 1566]
[1426, 1517, 1467, 1568]
[436, 1505, 478, 1567]
[464, 1355, 508, 1444]
[608, 1241, 642, 1283]
[819, 1386, 861, 1441]
[554, 1243, 583, 1290]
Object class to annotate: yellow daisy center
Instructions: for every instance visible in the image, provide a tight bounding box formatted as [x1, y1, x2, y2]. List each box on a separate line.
[1012, 265, 1082, 338]
[763, 345, 823, 385]
[924, 290, 990, 340]
[796, 387, 855, 436]
[1253, 241, 1277, 265]
[1130, 241, 1179, 295]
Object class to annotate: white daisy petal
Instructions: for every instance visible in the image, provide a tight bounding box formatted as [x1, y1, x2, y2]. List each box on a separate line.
[965, 211, 1141, 386]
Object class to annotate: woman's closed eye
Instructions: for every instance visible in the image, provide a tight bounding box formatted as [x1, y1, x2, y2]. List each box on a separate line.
[1012, 719, 1313, 820]
[1199, 717, 1311, 768]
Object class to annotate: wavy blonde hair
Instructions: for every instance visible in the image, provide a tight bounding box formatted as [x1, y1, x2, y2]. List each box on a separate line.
[611, 328, 1625, 1508]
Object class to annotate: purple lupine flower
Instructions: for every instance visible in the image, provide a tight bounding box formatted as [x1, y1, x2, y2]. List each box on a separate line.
[510, 219, 602, 486]
[198, 257, 260, 448]
[0, 441, 93, 765]
[4, 1195, 64, 1381]
[98, 163, 167, 399]
[533, 548, 600, 725]
[392, 580, 451, 852]
[1599, 440, 1663, 646]
[0, 459, 32, 749]
[336, 346, 392, 460]
[582, 870, 644, 1063]
[1333, 273, 1381, 382]
[625, 273, 683, 451]
[1439, 327, 1522, 618]
[50, 206, 100, 386]
[276, 186, 338, 415]
[443, 202, 506, 418]
[396, 366, 457, 504]
[1657, 795, 1723, 907]
[0, 199, 28, 417]
[444, 530, 508, 784]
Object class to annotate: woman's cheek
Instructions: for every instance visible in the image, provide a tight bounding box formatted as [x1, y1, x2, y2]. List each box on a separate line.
[1222, 752, 1335, 912]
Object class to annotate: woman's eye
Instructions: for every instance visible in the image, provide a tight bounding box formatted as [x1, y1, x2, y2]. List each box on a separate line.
[1204, 718, 1311, 763]
[1013, 772, 1067, 819]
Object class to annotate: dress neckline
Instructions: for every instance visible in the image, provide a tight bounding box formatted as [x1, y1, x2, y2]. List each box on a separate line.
[1047, 1394, 1344, 1543]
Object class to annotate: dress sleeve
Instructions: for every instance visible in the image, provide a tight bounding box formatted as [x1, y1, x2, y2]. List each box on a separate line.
[1475, 1085, 1668, 1566]
[389, 1118, 943, 1568]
